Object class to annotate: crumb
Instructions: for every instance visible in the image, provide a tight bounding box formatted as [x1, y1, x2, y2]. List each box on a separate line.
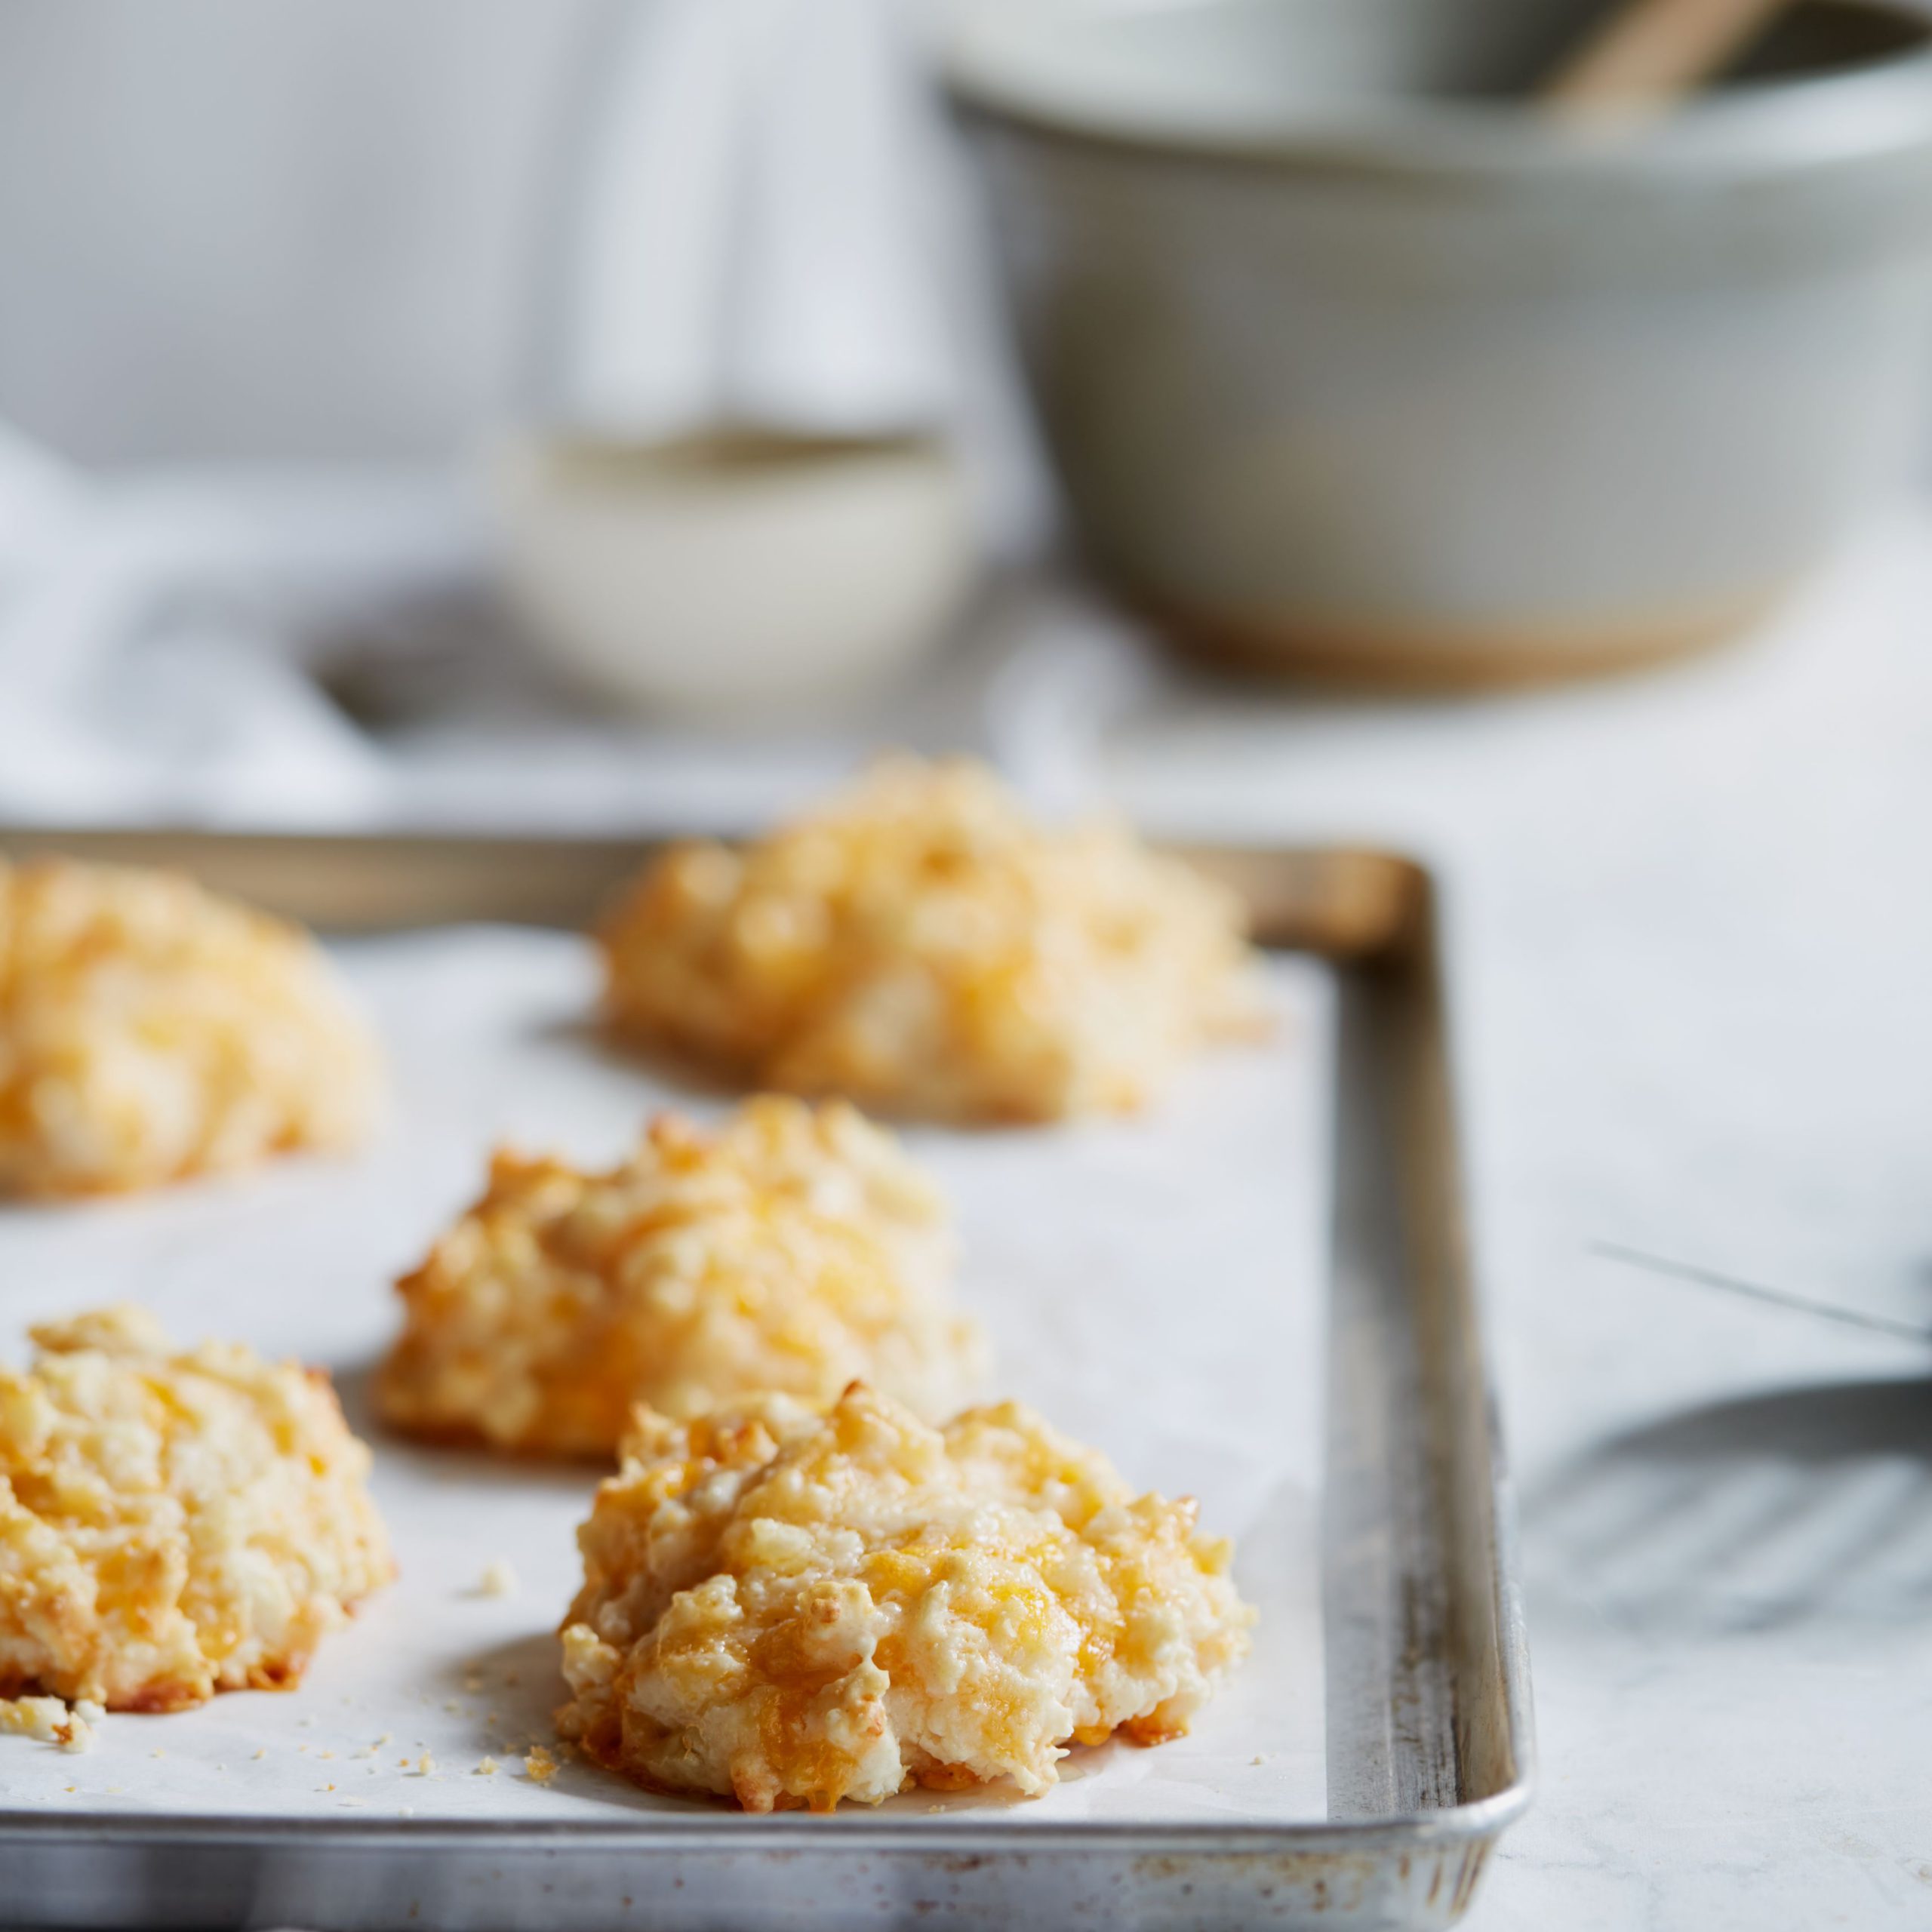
[253, 1748, 267, 1761]
[398, 1805, 414, 1818]
[416, 1752, 435, 1777]
[150, 1749, 165, 1759]
[442, 1700, 460, 1713]
[2, 1696, 100, 1753]
[375, 1732, 392, 1746]
[524, 1746, 558, 1785]
[318, 1750, 334, 1760]
[476, 1757, 499, 1776]
[321, 1782, 336, 1793]
[475, 1558, 518, 1598]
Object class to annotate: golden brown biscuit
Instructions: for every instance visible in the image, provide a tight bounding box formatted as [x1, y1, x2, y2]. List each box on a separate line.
[0, 1306, 392, 1711]
[598, 757, 1262, 1122]
[376, 1097, 982, 1459]
[556, 1384, 1254, 1812]
[0, 858, 381, 1195]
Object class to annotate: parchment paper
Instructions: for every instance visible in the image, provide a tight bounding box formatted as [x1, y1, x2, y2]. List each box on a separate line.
[0, 929, 1331, 1826]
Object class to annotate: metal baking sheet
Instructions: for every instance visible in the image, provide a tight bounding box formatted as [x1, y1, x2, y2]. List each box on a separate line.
[0, 831, 1533, 1929]
[0, 931, 1334, 1826]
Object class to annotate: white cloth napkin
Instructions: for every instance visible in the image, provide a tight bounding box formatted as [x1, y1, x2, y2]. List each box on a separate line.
[0, 0, 1083, 835]
[0, 427, 1160, 833]
[0, 431, 476, 827]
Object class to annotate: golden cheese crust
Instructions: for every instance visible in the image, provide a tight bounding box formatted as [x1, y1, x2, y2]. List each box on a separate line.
[375, 1097, 983, 1459]
[598, 757, 1262, 1123]
[0, 1306, 392, 1711]
[556, 1385, 1254, 1812]
[0, 859, 381, 1195]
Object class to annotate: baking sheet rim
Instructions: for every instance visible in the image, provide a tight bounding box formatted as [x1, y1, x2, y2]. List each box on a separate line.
[0, 828, 1534, 1875]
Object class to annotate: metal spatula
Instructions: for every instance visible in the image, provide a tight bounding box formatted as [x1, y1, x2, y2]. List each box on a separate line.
[1592, 1241, 1932, 1346]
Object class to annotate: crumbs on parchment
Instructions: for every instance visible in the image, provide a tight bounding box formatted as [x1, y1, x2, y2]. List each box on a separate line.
[475, 1558, 519, 1598]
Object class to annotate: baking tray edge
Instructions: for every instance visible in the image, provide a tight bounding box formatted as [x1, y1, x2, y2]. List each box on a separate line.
[0, 829, 1535, 1931]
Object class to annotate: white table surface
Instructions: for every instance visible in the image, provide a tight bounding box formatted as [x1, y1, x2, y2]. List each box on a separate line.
[5, 470, 1930, 1927]
[1108, 512, 1932, 1930]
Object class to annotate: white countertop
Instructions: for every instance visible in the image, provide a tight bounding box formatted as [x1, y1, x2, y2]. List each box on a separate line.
[3, 466, 1929, 1926]
[1110, 515, 1932, 1930]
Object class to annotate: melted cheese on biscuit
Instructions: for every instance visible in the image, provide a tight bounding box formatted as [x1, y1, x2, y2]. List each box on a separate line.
[598, 758, 1261, 1122]
[0, 1306, 392, 1710]
[558, 1385, 1253, 1811]
[0, 859, 380, 1195]
[377, 1097, 981, 1458]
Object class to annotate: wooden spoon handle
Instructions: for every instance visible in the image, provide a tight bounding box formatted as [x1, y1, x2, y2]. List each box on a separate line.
[1542, 0, 1789, 121]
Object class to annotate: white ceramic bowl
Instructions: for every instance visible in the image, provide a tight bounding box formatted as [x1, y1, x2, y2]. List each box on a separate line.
[949, 0, 1932, 686]
[490, 431, 973, 718]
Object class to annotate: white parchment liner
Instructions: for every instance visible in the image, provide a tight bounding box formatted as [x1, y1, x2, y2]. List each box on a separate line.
[0, 930, 1330, 1825]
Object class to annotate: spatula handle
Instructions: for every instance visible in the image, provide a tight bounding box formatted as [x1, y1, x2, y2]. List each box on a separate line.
[1542, 0, 1789, 121]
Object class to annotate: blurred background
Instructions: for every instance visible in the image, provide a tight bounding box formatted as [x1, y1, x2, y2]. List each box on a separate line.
[0, 2, 587, 466]
[0, 0, 999, 472]
[0, 0, 1063, 829]
[8, 0, 1932, 832]
[5, 2, 1932, 1923]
